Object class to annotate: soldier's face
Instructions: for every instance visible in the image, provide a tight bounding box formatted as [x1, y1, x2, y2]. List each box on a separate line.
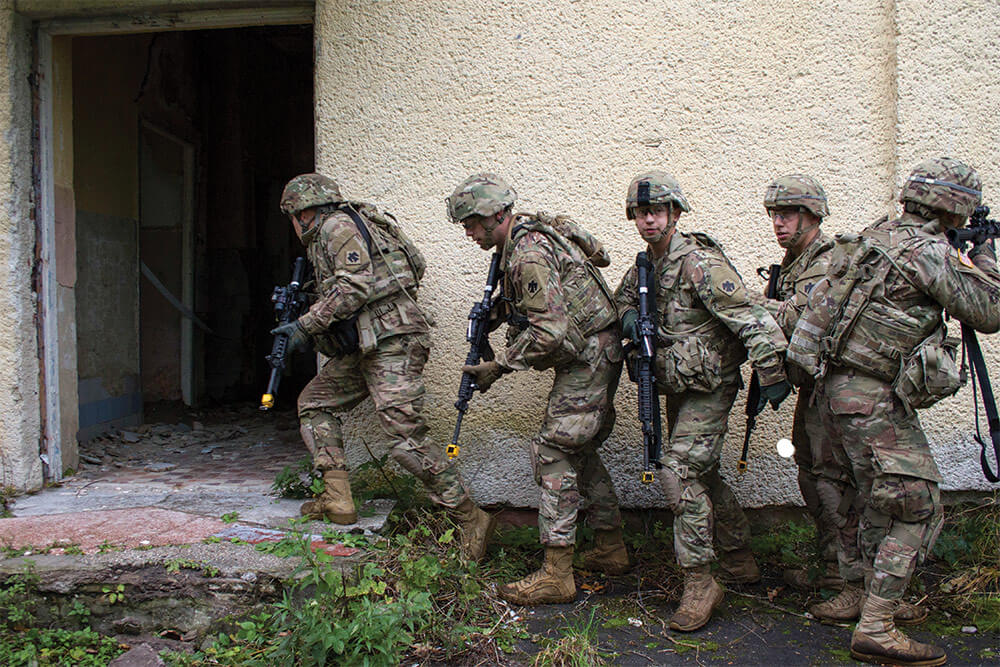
[632, 204, 677, 243]
[461, 214, 496, 250]
[770, 207, 817, 250]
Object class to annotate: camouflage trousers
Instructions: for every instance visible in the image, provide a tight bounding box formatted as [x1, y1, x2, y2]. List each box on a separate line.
[658, 378, 752, 569]
[818, 368, 943, 600]
[297, 332, 469, 509]
[793, 391, 862, 580]
[534, 330, 624, 547]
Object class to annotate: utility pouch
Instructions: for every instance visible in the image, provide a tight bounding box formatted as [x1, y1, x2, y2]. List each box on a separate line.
[657, 337, 723, 394]
[316, 315, 359, 356]
[893, 328, 964, 412]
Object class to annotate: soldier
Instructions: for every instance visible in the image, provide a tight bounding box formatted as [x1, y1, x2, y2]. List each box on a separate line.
[448, 173, 628, 606]
[789, 157, 1000, 666]
[760, 176, 857, 595]
[272, 173, 494, 560]
[766, 177, 925, 626]
[615, 171, 790, 632]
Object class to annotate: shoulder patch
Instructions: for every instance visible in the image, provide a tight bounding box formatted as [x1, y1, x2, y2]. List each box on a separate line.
[337, 237, 368, 268]
[719, 279, 737, 295]
[519, 262, 550, 311]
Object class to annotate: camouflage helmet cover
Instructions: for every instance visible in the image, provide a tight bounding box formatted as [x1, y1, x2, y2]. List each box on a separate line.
[280, 173, 344, 216]
[764, 174, 829, 218]
[446, 173, 517, 223]
[626, 171, 691, 219]
[899, 157, 982, 218]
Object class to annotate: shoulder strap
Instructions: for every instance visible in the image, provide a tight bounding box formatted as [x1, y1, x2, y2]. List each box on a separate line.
[336, 204, 374, 255]
[962, 324, 1000, 482]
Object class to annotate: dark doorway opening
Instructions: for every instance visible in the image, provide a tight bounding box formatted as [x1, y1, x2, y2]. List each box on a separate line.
[73, 24, 315, 442]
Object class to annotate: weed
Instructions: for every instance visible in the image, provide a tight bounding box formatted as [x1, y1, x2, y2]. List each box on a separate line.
[165, 559, 221, 577]
[271, 458, 318, 499]
[352, 452, 424, 510]
[319, 529, 370, 549]
[533, 609, 608, 667]
[0, 562, 124, 665]
[749, 520, 816, 568]
[165, 507, 526, 666]
[101, 584, 125, 604]
[927, 495, 1000, 632]
[96, 539, 119, 554]
[221, 511, 240, 524]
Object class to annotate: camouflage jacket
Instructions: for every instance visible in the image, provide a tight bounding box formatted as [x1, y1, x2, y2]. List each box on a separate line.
[494, 212, 620, 371]
[765, 231, 835, 339]
[827, 213, 1000, 379]
[615, 231, 788, 388]
[297, 204, 429, 347]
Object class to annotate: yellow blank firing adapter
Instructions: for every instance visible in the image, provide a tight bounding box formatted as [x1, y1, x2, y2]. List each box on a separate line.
[260, 394, 275, 410]
[446, 443, 460, 459]
[737, 459, 749, 474]
[641, 471, 655, 484]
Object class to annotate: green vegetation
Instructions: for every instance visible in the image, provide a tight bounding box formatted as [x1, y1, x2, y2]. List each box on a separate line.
[0, 562, 125, 666]
[271, 458, 319, 499]
[532, 609, 609, 667]
[165, 508, 527, 666]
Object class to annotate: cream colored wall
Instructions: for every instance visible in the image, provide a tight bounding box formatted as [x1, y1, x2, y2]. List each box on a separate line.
[0, 5, 44, 491]
[315, 0, 1000, 507]
[894, 0, 1000, 492]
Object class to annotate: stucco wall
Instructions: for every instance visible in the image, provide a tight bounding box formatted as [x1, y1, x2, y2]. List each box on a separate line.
[0, 5, 44, 492]
[315, 0, 1000, 508]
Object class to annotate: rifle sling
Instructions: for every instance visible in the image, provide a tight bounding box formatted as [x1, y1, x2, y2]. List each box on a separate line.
[962, 323, 1000, 483]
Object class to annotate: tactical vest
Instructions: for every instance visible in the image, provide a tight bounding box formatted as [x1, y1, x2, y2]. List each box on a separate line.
[787, 218, 945, 383]
[506, 212, 619, 341]
[308, 202, 429, 354]
[656, 232, 747, 377]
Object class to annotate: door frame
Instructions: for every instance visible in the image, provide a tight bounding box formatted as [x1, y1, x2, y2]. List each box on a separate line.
[33, 3, 314, 480]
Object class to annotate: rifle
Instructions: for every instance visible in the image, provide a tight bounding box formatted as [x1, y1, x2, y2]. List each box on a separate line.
[946, 206, 1000, 482]
[739, 263, 782, 473]
[260, 257, 311, 410]
[448, 252, 503, 459]
[625, 252, 662, 483]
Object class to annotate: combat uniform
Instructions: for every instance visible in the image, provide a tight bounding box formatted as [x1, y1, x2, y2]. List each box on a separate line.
[493, 212, 624, 549]
[764, 231, 863, 586]
[788, 157, 1000, 666]
[295, 202, 469, 510]
[616, 231, 788, 570]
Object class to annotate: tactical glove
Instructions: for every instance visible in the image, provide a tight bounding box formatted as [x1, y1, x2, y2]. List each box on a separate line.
[968, 238, 997, 272]
[462, 360, 506, 393]
[756, 379, 792, 414]
[271, 320, 309, 354]
[621, 310, 640, 344]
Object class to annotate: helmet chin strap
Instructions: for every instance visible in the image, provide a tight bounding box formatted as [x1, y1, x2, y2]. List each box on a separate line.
[785, 217, 820, 249]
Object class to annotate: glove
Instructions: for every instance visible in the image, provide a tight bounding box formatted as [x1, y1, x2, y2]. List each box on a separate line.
[622, 310, 640, 344]
[968, 238, 996, 271]
[271, 320, 309, 354]
[462, 360, 506, 393]
[756, 379, 792, 414]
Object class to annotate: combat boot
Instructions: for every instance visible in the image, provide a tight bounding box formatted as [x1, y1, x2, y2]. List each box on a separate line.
[669, 565, 725, 632]
[851, 594, 945, 666]
[893, 600, 928, 626]
[452, 498, 497, 562]
[810, 582, 863, 622]
[300, 470, 357, 524]
[784, 560, 844, 591]
[498, 546, 575, 606]
[578, 528, 631, 574]
[715, 548, 761, 584]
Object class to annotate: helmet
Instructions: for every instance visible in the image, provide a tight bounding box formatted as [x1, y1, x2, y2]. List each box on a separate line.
[446, 173, 516, 223]
[899, 157, 981, 218]
[626, 171, 691, 219]
[280, 173, 344, 216]
[764, 174, 829, 218]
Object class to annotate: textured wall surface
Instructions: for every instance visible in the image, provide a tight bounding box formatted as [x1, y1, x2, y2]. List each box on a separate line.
[314, 0, 1000, 507]
[0, 6, 44, 491]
